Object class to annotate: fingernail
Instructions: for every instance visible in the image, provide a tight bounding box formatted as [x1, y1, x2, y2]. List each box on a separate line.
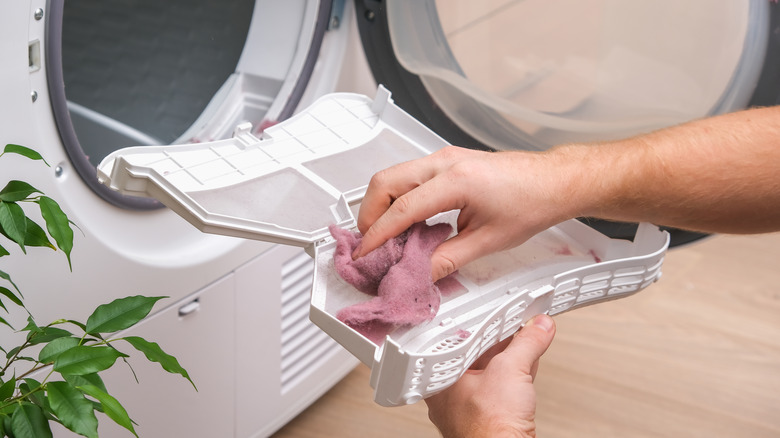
[351, 243, 363, 261]
[530, 314, 554, 333]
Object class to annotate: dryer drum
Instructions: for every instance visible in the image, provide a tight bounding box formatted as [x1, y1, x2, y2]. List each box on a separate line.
[46, 0, 333, 210]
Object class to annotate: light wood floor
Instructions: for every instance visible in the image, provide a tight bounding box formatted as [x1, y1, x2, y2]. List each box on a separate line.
[273, 232, 780, 437]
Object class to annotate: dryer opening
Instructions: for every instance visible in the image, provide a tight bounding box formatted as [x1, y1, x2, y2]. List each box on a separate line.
[46, 0, 333, 210]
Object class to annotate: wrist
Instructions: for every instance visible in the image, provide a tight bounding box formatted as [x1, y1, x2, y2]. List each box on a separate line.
[544, 140, 648, 225]
[539, 143, 609, 223]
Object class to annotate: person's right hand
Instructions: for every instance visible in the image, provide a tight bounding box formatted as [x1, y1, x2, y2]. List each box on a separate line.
[353, 146, 579, 281]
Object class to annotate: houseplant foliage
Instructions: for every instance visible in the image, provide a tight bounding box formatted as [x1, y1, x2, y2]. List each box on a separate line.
[0, 144, 194, 438]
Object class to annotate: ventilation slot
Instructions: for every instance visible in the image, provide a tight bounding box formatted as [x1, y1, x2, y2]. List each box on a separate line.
[280, 251, 341, 393]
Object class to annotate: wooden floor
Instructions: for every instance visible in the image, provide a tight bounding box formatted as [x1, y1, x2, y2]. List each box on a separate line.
[273, 232, 780, 437]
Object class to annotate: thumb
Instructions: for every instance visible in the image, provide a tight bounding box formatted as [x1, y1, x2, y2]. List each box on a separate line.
[501, 314, 556, 375]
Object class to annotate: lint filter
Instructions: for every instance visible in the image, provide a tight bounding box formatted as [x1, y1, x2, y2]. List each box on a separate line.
[98, 86, 670, 407]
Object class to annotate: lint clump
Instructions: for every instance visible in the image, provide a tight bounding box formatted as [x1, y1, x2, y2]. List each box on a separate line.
[328, 222, 460, 344]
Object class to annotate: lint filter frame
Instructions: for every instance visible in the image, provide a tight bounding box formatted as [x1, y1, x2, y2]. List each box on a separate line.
[98, 86, 670, 407]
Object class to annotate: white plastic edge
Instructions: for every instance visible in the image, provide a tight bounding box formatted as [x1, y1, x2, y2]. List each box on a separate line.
[310, 222, 670, 406]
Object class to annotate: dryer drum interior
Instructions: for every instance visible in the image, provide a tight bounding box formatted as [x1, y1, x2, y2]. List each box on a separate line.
[47, 0, 333, 209]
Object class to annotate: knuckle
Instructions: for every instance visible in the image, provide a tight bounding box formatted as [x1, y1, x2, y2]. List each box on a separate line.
[435, 145, 469, 163]
[437, 145, 459, 159]
[390, 194, 414, 216]
[368, 168, 390, 190]
[356, 215, 371, 234]
[436, 254, 459, 280]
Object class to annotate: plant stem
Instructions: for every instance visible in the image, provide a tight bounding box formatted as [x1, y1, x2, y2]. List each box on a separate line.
[16, 363, 49, 380]
[0, 368, 53, 411]
[1, 339, 31, 376]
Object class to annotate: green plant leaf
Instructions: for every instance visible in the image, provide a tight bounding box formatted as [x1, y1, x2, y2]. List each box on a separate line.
[21, 378, 41, 390]
[35, 196, 74, 269]
[10, 402, 52, 438]
[0, 201, 27, 251]
[39, 337, 81, 364]
[65, 319, 87, 332]
[0, 403, 15, 416]
[122, 336, 196, 390]
[47, 381, 98, 438]
[2, 144, 49, 166]
[0, 286, 22, 308]
[0, 268, 21, 297]
[0, 216, 52, 251]
[0, 242, 8, 257]
[0, 270, 24, 307]
[5, 345, 22, 360]
[21, 218, 54, 249]
[86, 296, 166, 335]
[1, 415, 11, 437]
[0, 302, 10, 328]
[63, 374, 106, 395]
[21, 316, 40, 334]
[0, 375, 15, 400]
[0, 181, 41, 203]
[76, 385, 137, 437]
[53, 346, 128, 376]
[28, 327, 72, 346]
[20, 378, 45, 407]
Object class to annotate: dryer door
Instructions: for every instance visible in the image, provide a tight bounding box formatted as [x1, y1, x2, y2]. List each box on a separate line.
[354, 0, 776, 244]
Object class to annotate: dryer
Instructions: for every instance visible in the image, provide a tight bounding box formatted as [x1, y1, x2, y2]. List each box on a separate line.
[2, 1, 372, 437]
[0, 1, 776, 437]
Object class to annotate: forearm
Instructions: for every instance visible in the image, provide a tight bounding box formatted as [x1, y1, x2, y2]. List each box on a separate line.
[555, 106, 780, 234]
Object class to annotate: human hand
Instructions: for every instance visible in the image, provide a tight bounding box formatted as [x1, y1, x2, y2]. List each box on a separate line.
[354, 146, 580, 281]
[425, 314, 556, 438]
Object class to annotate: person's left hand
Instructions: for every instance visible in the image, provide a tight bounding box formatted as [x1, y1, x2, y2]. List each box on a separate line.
[425, 314, 556, 438]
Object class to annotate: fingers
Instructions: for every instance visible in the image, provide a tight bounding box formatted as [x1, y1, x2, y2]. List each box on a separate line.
[470, 314, 555, 373]
[469, 336, 513, 371]
[357, 147, 463, 233]
[502, 314, 556, 375]
[354, 146, 482, 259]
[355, 162, 434, 235]
[428, 229, 497, 281]
[355, 170, 465, 259]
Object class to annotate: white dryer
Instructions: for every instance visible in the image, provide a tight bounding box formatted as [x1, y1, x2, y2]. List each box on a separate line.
[2, 1, 372, 437]
[0, 1, 776, 437]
